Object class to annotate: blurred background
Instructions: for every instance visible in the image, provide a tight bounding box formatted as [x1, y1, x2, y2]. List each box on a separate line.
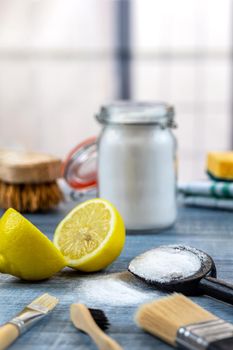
[0, 0, 231, 181]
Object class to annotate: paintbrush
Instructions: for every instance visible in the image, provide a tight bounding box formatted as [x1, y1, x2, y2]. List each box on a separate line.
[70, 303, 123, 350]
[135, 293, 233, 349]
[0, 293, 59, 350]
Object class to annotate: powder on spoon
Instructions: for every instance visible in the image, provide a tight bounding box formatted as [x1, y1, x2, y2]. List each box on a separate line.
[128, 245, 205, 284]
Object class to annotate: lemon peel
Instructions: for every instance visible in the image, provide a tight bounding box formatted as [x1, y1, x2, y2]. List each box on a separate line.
[0, 208, 66, 280]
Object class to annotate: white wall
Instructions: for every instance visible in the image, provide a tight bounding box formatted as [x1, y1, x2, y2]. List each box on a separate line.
[132, 0, 232, 181]
[0, 0, 232, 181]
[0, 0, 115, 156]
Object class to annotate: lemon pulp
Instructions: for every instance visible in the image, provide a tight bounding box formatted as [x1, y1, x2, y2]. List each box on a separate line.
[54, 198, 125, 271]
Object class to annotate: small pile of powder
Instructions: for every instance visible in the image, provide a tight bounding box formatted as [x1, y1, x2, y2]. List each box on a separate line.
[76, 271, 160, 306]
[128, 245, 203, 283]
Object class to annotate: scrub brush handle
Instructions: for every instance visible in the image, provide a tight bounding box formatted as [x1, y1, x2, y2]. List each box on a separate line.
[0, 323, 19, 350]
[88, 326, 123, 350]
[70, 304, 123, 350]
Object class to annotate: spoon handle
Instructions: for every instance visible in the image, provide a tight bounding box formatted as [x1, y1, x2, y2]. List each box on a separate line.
[199, 276, 233, 305]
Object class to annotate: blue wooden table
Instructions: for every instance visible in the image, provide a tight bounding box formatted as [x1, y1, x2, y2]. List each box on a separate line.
[0, 201, 233, 349]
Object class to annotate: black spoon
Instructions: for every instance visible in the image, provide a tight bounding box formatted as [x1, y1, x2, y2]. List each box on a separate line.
[128, 244, 233, 305]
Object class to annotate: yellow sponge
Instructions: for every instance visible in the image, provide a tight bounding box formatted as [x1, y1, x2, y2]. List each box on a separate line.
[207, 152, 233, 180]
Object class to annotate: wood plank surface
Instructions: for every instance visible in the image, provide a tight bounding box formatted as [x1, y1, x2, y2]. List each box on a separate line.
[0, 200, 233, 350]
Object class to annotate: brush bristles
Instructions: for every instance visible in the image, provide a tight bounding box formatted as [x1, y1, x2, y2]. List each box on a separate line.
[135, 293, 217, 346]
[0, 181, 63, 212]
[28, 293, 59, 313]
[88, 308, 110, 331]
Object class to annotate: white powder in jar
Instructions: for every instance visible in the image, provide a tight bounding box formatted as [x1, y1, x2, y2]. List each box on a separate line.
[98, 124, 177, 230]
[128, 245, 205, 283]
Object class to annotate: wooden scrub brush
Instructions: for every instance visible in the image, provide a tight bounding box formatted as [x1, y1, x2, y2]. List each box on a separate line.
[70, 303, 123, 350]
[0, 150, 63, 212]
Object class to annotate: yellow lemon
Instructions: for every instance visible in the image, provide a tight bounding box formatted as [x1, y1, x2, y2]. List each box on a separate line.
[53, 198, 125, 272]
[0, 208, 66, 280]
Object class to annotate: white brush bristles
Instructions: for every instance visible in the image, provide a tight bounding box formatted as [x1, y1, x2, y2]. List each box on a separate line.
[135, 293, 217, 346]
[28, 293, 59, 313]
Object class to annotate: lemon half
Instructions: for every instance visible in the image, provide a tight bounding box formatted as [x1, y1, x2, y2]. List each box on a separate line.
[53, 198, 125, 272]
[0, 208, 66, 280]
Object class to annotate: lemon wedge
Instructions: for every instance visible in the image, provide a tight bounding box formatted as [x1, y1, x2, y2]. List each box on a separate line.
[53, 198, 125, 272]
[0, 208, 66, 280]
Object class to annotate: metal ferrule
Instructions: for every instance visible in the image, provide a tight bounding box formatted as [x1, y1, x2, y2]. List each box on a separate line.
[176, 319, 233, 350]
[7, 307, 47, 335]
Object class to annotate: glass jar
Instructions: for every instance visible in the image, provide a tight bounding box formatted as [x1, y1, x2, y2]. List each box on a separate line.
[63, 101, 177, 230]
[96, 101, 177, 230]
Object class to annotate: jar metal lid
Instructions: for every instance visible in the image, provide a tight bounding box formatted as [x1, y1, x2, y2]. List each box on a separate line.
[96, 101, 175, 126]
[63, 137, 97, 191]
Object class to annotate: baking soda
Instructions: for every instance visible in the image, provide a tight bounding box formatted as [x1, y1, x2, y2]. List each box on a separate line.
[76, 271, 161, 306]
[98, 124, 177, 230]
[129, 245, 205, 283]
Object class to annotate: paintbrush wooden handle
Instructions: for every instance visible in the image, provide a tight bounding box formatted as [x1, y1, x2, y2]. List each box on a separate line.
[0, 323, 19, 350]
[70, 304, 123, 350]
